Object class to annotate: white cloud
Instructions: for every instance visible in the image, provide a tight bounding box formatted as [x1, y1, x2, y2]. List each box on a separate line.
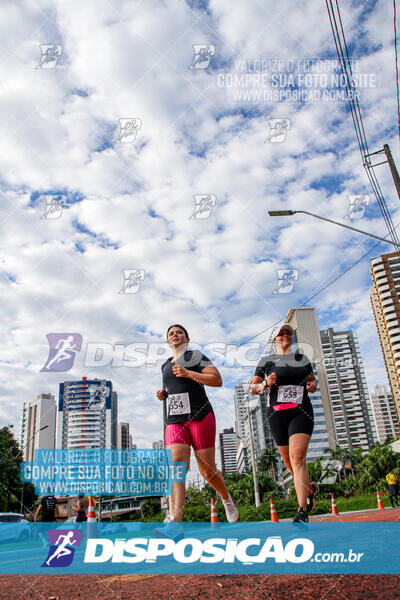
[0, 0, 397, 455]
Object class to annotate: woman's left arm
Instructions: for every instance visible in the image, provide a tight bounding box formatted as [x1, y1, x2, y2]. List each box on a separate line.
[172, 364, 222, 387]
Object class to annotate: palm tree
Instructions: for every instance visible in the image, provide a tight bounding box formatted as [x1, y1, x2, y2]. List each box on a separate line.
[357, 444, 396, 492]
[323, 446, 345, 481]
[307, 458, 322, 483]
[257, 472, 276, 503]
[257, 447, 278, 480]
[345, 447, 364, 476]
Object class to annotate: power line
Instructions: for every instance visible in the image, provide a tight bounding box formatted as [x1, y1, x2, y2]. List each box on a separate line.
[234, 225, 399, 351]
[325, 0, 400, 253]
[394, 0, 400, 145]
[328, 0, 400, 250]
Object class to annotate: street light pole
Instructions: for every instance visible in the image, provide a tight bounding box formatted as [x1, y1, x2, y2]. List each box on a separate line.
[268, 209, 399, 247]
[246, 396, 261, 508]
[237, 431, 260, 508]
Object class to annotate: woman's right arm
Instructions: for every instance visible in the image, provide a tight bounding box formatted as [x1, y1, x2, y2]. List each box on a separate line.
[251, 376, 265, 396]
[251, 370, 277, 395]
[251, 357, 267, 395]
[157, 365, 168, 401]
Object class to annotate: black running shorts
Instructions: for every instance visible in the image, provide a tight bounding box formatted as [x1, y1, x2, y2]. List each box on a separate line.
[267, 401, 314, 446]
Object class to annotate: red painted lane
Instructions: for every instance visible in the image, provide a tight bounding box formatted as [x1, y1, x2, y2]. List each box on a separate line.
[311, 507, 400, 522]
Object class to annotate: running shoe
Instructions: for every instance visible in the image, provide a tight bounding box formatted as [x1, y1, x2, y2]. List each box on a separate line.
[154, 515, 184, 541]
[292, 507, 309, 523]
[222, 494, 239, 523]
[306, 481, 318, 513]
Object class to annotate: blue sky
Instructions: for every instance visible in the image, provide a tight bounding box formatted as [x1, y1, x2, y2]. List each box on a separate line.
[0, 0, 399, 475]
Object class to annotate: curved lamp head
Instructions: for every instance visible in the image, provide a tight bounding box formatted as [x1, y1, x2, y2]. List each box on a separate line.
[268, 210, 295, 216]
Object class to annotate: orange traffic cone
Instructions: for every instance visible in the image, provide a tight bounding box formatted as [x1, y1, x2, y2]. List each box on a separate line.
[210, 498, 219, 528]
[87, 495, 98, 537]
[87, 496, 97, 522]
[270, 498, 279, 522]
[376, 491, 385, 510]
[330, 493, 339, 516]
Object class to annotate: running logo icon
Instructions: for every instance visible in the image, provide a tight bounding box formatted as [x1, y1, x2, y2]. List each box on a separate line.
[188, 45, 215, 69]
[265, 119, 292, 143]
[42, 529, 82, 568]
[273, 270, 299, 294]
[41, 333, 83, 372]
[344, 195, 370, 219]
[190, 195, 216, 219]
[116, 119, 142, 143]
[87, 384, 109, 408]
[36, 45, 63, 69]
[119, 269, 146, 294]
[40, 195, 66, 219]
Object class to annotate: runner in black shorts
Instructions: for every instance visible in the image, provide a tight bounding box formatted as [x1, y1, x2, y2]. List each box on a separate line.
[251, 323, 318, 523]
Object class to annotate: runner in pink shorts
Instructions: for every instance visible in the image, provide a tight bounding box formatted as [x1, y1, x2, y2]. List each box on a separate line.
[155, 324, 238, 540]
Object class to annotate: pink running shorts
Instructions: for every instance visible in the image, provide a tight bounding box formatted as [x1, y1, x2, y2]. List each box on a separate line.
[164, 411, 216, 451]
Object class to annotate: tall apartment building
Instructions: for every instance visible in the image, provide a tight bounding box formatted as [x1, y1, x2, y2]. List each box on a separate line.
[56, 377, 118, 449]
[370, 384, 399, 443]
[234, 381, 255, 472]
[370, 253, 400, 421]
[234, 380, 275, 473]
[320, 328, 375, 450]
[152, 440, 164, 449]
[305, 385, 331, 461]
[117, 422, 132, 449]
[234, 381, 249, 442]
[219, 428, 238, 474]
[20, 393, 56, 460]
[285, 307, 336, 449]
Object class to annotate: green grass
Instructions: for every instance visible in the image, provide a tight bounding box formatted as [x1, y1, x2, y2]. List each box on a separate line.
[269, 493, 393, 520]
[335, 493, 392, 512]
[235, 493, 394, 522]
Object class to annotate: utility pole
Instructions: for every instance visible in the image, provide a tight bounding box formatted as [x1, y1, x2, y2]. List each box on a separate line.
[366, 144, 400, 202]
[246, 396, 260, 508]
[383, 144, 400, 202]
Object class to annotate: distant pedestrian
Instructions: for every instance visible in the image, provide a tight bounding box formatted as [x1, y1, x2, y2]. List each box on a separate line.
[34, 495, 59, 522]
[386, 470, 399, 507]
[73, 495, 89, 522]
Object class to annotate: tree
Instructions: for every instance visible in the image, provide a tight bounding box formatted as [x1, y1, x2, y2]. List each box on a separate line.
[257, 472, 277, 502]
[140, 498, 161, 520]
[357, 444, 397, 492]
[257, 447, 278, 476]
[0, 426, 24, 512]
[183, 486, 212, 521]
[307, 458, 323, 484]
[323, 446, 346, 481]
[345, 447, 364, 477]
